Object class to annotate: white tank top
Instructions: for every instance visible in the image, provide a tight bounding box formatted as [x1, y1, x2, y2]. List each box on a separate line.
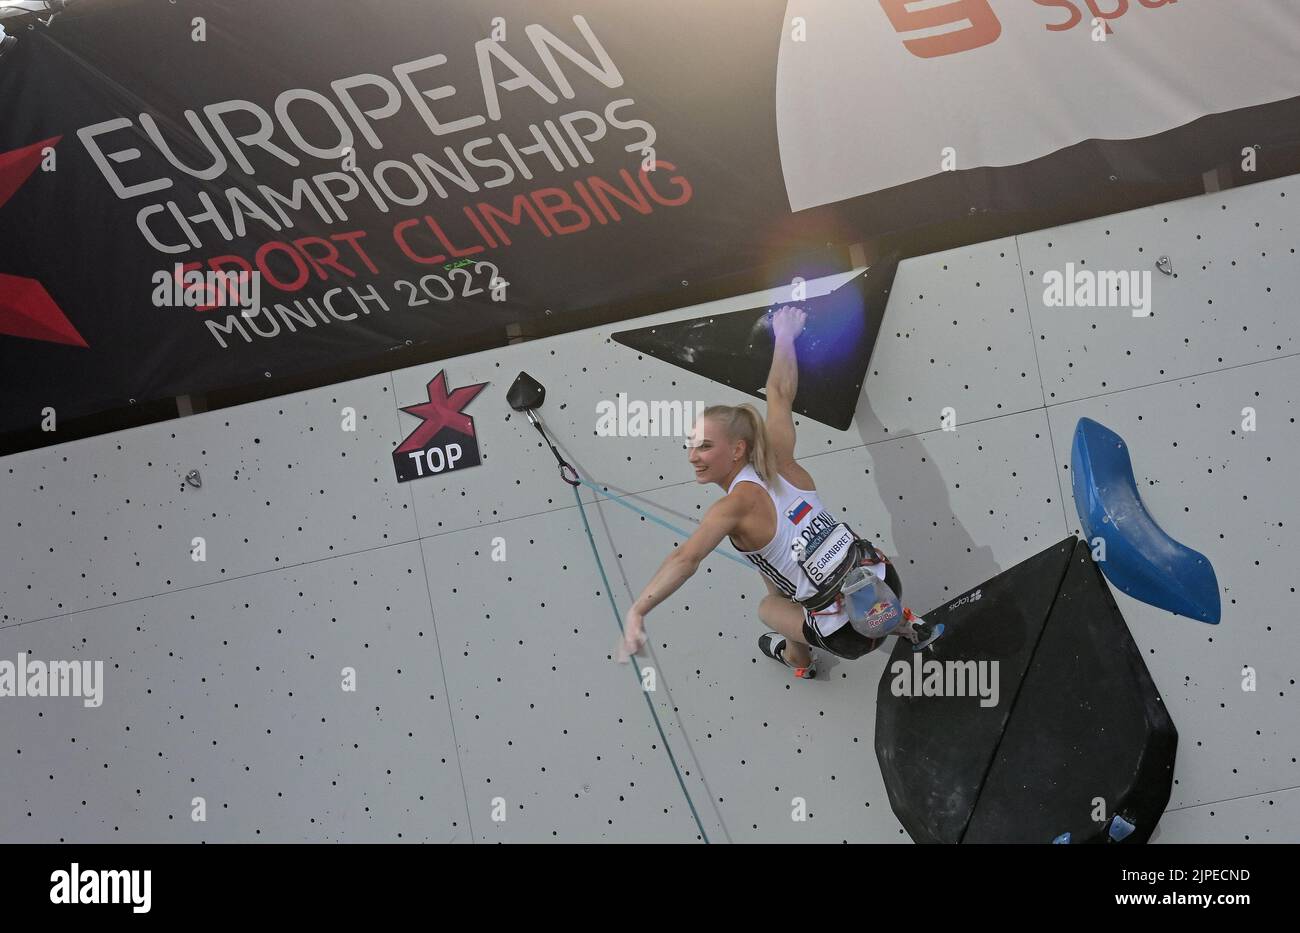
[726, 463, 839, 605]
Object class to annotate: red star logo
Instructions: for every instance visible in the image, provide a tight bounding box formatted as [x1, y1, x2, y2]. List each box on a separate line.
[0, 136, 89, 347]
[396, 370, 487, 453]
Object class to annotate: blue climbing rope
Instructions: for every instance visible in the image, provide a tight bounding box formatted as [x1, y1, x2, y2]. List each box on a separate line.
[568, 478, 712, 844]
[512, 405, 734, 843]
[573, 478, 754, 570]
[566, 483, 754, 847]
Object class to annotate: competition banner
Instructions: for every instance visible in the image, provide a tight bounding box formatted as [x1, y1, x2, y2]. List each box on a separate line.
[1, 0, 1297, 437]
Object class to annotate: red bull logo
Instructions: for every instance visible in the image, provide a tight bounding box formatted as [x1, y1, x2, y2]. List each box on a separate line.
[868, 600, 899, 625]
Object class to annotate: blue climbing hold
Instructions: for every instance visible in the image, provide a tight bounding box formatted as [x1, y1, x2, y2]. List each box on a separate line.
[1070, 417, 1221, 624]
[1108, 814, 1136, 842]
[1052, 832, 1072, 844]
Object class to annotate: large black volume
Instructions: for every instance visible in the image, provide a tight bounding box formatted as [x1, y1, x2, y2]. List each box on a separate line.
[875, 536, 1177, 843]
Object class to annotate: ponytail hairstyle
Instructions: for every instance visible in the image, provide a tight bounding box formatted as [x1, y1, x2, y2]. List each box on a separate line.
[703, 403, 782, 488]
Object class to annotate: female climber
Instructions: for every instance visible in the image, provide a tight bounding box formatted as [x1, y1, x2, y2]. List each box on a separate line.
[617, 305, 941, 678]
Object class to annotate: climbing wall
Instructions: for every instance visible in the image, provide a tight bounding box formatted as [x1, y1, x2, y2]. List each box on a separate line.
[1, 174, 1297, 842]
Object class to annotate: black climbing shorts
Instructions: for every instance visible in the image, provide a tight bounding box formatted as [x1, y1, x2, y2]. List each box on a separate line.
[800, 553, 902, 661]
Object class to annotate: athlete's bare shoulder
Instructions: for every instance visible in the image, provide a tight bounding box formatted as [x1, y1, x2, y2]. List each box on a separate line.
[724, 477, 768, 507]
[778, 460, 816, 492]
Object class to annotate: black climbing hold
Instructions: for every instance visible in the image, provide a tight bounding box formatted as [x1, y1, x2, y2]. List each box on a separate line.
[506, 371, 546, 412]
[876, 536, 1177, 844]
[875, 538, 1073, 844]
[610, 255, 900, 431]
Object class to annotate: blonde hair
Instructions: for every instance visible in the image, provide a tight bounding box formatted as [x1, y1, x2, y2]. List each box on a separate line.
[703, 403, 781, 487]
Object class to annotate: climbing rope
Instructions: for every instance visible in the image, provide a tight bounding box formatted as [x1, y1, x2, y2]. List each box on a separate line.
[570, 478, 754, 571]
[524, 411, 714, 843]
